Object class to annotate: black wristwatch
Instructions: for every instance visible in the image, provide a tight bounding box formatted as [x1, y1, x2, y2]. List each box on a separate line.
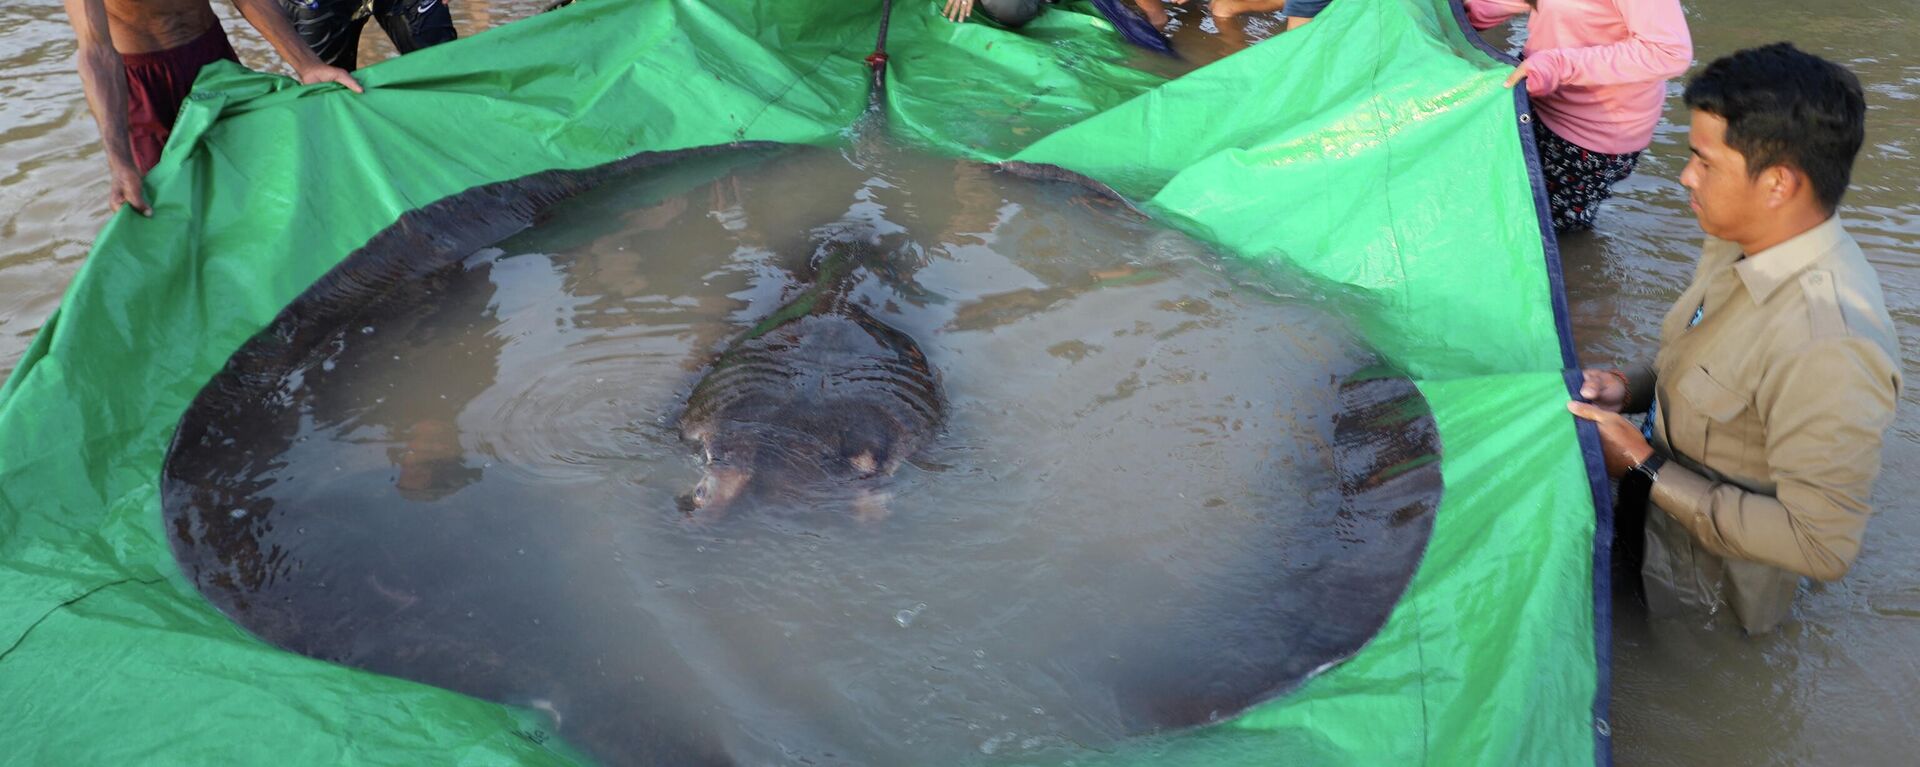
[1629, 453, 1667, 484]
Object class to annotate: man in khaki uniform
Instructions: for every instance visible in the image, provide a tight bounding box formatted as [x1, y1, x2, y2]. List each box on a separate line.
[1568, 43, 1902, 634]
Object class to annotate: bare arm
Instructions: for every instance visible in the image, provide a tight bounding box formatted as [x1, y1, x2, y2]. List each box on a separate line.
[229, 0, 364, 91]
[62, 0, 150, 215]
[1462, 0, 1530, 31]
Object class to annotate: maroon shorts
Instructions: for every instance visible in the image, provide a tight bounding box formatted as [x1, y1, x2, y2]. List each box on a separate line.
[122, 23, 239, 173]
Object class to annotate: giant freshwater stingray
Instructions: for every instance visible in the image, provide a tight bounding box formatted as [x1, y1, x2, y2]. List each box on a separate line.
[676, 233, 944, 523]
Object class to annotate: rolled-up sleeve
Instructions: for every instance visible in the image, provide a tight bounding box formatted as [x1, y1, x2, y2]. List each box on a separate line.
[1650, 338, 1900, 581]
[1523, 0, 1691, 94]
[1462, 0, 1530, 31]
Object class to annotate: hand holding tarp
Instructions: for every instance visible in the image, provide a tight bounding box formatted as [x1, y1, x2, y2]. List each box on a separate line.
[1503, 58, 1551, 95]
[1577, 367, 1630, 412]
[109, 162, 151, 217]
[297, 63, 365, 94]
[1567, 401, 1654, 479]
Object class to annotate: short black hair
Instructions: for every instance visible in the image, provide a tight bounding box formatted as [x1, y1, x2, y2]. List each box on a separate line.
[1683, 43, 1866, 213]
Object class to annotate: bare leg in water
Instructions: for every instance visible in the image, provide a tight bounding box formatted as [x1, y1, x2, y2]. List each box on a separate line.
[1193, 0, 1286, 19]
[1133, 0, 1171, 28]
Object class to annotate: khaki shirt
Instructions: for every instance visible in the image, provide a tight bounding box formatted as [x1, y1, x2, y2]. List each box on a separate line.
[1623, 216, 1902, 634]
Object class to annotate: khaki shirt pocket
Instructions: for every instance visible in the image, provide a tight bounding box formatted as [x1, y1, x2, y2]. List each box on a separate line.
[1673, 365, 1754, 472]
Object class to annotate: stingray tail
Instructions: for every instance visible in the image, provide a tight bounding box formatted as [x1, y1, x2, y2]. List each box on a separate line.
[806, 236, 882, 311]
[734, 238, 880, 341]
[867, 0, 896, 113]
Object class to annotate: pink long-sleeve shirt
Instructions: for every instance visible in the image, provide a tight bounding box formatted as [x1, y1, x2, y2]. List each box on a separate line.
[1467, 0, 1693, 155]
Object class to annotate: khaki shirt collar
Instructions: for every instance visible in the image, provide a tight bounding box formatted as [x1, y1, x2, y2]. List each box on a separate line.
[1732, 215, 1848, 302]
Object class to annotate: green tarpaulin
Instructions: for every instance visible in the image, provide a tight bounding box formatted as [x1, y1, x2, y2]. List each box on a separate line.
[0, 0, 1609, 763]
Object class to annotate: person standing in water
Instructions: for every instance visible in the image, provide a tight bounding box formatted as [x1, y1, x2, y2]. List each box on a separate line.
[1469, 0, 1691, 233]
[276, 0, 458, 71]
[62, 0, 362, 216]
[1570, 44, 1901, 634]
[940, 0, 1171, 30]
[1201, 0, 1328, 31]
[940, 0, 1049, 27]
